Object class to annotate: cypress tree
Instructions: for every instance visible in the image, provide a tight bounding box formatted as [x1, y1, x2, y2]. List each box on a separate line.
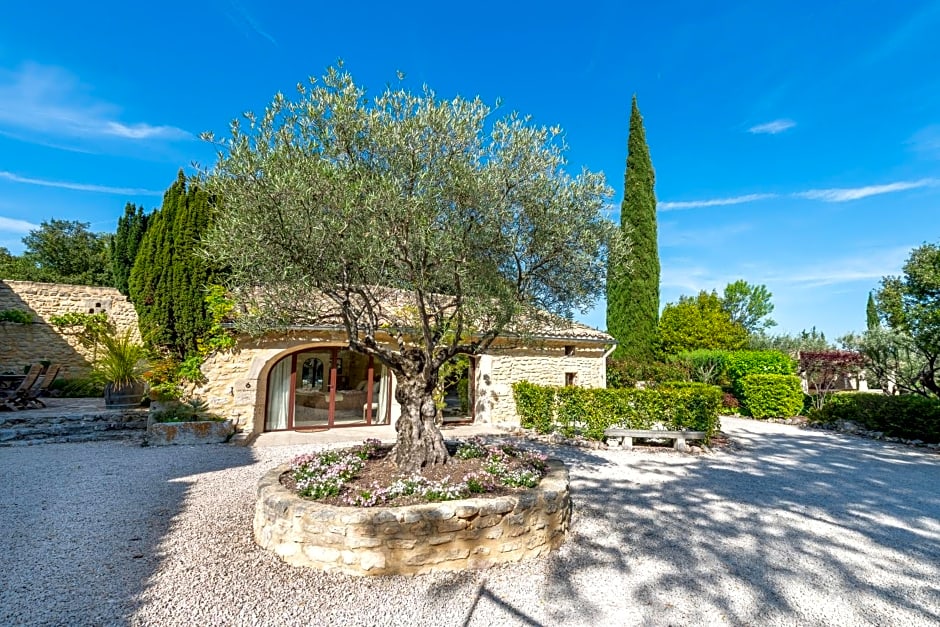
[607, 95, 660, 362]
[111, 202, 150, 295]
[129, 170, 214, 358]
[866, 291, 879, 331]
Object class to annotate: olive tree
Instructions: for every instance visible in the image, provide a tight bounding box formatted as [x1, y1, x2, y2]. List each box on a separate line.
[848, 242, 940, 398]
[199, 66, 618, 472]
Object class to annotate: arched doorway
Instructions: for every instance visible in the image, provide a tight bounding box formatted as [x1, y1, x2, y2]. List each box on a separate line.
[264, 347, 392, 431]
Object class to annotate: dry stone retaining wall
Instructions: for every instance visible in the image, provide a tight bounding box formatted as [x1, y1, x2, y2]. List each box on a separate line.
[0, 280, 140, 377]
[254, 459, 571, 576]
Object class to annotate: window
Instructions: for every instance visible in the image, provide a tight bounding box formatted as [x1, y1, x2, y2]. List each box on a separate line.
[564, 345, 576, 356]
[565, 372, 577, 387]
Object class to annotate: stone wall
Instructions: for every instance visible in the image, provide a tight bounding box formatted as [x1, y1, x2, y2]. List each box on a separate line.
[254, 458, 571, 576]
[0, 280, 140, 378]
[474, 346, 607, 425]
[198, 335, 607, 434]
[195, 331, 402, 434]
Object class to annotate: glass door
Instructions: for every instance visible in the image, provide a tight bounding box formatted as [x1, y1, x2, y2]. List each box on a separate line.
[293, 350, 334, 429]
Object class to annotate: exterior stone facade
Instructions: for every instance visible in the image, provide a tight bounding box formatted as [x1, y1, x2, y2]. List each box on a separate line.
[254, 458, 571, 575]
[474, 346, 607, 425]
[0, 281, 612, 433]
[194, 331, 404, 434]
[197, 334, 609, 435]
[0, 280, 140, 378]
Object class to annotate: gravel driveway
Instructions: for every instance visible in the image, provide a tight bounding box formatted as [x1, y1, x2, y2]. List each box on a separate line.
[1, 417, 938, 626]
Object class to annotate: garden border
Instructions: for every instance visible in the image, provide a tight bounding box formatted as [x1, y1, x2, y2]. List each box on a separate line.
[253, 458, 571, 576]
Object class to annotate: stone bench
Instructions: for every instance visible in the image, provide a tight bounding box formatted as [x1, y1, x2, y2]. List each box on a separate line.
[604, 428, 707, 453]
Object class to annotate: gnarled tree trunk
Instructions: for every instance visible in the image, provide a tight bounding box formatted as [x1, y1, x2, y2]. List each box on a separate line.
[391, 376, 449, 473]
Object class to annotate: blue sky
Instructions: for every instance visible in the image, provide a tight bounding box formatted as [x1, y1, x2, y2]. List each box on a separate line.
[1, 1, 938, 340]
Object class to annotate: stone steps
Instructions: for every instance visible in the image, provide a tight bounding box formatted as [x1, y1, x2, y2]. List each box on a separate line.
[0, 410, 148, 446]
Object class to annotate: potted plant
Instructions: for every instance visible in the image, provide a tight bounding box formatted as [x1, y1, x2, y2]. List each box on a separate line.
[95, 329, 148, 409]
[146, 397, 234, 445]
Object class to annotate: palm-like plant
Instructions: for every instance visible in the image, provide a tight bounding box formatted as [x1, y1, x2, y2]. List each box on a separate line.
[94, 329, 148, 388]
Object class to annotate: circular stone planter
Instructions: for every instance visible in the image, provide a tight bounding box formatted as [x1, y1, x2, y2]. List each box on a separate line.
[146, 419, 234, 446]
[254, 459, 571, 576]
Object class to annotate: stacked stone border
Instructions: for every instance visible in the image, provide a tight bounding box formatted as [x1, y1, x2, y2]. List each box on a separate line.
[253, 458, 571, 576]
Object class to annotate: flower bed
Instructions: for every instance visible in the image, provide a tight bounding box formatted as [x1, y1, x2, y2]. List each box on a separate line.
[254, 440, 571, 576]
[283, 438, 548, 508]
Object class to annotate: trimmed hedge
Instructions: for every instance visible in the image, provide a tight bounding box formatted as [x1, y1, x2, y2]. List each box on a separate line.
[811, 393, 940, 443]
[606, 358, 690, 389]
[739, 374, 803, 419]
[512, 381, 721, 442]
[725, 351, 795, 396]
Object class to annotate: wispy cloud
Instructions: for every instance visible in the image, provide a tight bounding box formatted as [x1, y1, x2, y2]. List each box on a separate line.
[772, 246, 912, 288]
[661, 246, 910, 294]
[0, 63, 191, 147]
[908, 125, 940, 158]
[0, 171, 163, 196]
[659, 194, 776, 211]
[796, 178, 938, 202]
[0, 216, 38, 233]
[225, 1, 278, 46]
[748, 119, 796, 135]
[660, 178, 939, 210]
[659, 221, 752, 247]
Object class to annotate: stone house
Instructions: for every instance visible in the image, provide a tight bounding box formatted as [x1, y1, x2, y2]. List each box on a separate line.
[195, 321, 613, 437]
[1, 279, 613, 436]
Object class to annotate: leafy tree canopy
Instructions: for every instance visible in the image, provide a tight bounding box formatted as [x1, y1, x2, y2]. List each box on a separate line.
[199, 65, 619, 470]
[848, 242, 940, 398]
[749, 327, 832, 356]
[721, 280, 775, 333]
[659, 290, 748, 354]
[3, 220, 112, 286]
[866, 292, 879, 331]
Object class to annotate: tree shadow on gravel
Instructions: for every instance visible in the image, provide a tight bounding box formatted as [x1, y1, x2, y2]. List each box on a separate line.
[539, 423, 940, 626]
[0, 439, 256, 626]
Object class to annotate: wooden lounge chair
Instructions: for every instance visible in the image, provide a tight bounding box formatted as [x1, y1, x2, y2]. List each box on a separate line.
[0, 364, 44, 411]
[12, 364, 61, 409]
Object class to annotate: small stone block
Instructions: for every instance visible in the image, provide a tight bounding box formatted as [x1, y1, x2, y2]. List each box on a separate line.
[478, 499, 514, 516]
[425, 505, 456, 521]
[436, 518, 468, 533]
[385, 538, 417, 550]
[472, 515, 501, 529]
[454, 505, 480, 519]
[428, 533, 456, 546]
[345, 535, 383, 549]
[359, 551, 387, 571]
[484, 527, 504, 540]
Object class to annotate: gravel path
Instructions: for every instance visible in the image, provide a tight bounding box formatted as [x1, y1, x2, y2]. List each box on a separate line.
[1, 417, 938, 626]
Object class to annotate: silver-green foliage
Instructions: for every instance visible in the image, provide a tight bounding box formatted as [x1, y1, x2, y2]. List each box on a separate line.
[199, 65, 618, 469]
[200, 66, 617, 357]
[848, 242, 940, 398]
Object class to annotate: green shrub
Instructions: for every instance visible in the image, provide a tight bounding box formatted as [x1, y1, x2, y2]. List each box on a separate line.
[511, 381, 721, 442]
[512, 381, 556, 433]
[811, 393, 940, 443]
[457, 377, 470, 414]
[725, 351, 795, 397]
[672, 350, 731, 385]
[720, 391, 741, 414]
[150, 398, 223, 423]
[739, 374, 803, 419]
[50, 376, 105, 398]
[0, 309, 34, 324]
[606, 358, 690, 388]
